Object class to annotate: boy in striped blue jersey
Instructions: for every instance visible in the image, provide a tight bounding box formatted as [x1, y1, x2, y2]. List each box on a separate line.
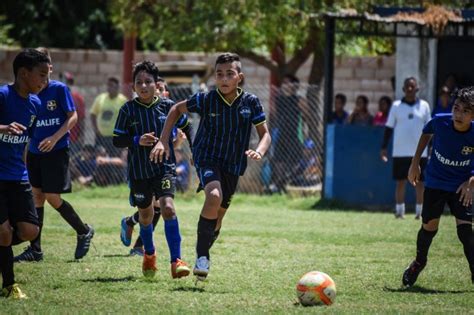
[151, 53, 272, 280]
[113, 61, 191, 278]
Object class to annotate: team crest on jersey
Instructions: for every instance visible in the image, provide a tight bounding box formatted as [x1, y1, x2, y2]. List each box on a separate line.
[461, 146, 474, 155]
[29, 115, 36, 127]
[46, 100, 57, 111]
[239, 107, 251, 118]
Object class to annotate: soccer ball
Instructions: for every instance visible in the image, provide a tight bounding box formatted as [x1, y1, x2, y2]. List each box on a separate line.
[296, 271, 336, 306]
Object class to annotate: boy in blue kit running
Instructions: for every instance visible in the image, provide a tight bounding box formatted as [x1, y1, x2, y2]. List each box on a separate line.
[151, 53, 272, 280]
[404, 87, 474, 286]
[0, 49, 49, 299]
[15, 48, 94, 263]
[113, 61, 191, 278]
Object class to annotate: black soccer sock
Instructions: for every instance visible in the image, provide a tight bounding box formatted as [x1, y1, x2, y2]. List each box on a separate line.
[415, 227, 438, 265]
[133, 207, 160, 248]
[456, 224, 474, 275]
[196, 216, 217, 259]
[30, 207, 44, 252]
[0, 246, 15, 288]
[209, 229, 220, 249]
[55, 199, 88, 235]
[126, 212, 140, 227]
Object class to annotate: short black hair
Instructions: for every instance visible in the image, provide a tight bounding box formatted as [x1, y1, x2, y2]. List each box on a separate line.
[157, 76, 165, 83]
[132, 60, 159, 83]
[283, 74, 299, 84]
[404, 76, 417, 86]
[13, 48, 50, 78]
[108, 76, 120, 85]
[454, 86, 474, 109]
[215, 53, 241, 72]
[335, 93, 347, 104]
[379, 95, 392, 106]
[356, 94, 369, 106]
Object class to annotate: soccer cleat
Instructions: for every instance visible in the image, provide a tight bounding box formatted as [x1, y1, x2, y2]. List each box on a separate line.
[193, 256, 210, 280]
[142, 253, 157, 278]
[75, 224, 95, 260]
[130, 247, 144, 257]
[171, 258, 191, 279]
[13, 246, 43, 263]
[1, 284, 27, 299]
[402, 260, 426, 287]
[120, 217, 133, 247]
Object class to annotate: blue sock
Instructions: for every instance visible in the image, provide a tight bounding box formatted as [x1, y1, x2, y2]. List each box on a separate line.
[139, 223, 155, 255]
[164, 217, 181, 263]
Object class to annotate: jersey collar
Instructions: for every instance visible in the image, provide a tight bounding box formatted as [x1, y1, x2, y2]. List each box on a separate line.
[134, 96, 160, 108]
[217, 87, 243, 106]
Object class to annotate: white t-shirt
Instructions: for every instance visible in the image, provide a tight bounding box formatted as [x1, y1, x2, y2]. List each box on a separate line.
[385, 99, 431, 157]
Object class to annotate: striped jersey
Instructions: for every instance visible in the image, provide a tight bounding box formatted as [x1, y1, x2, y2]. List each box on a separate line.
[187, 88, 266, 176]
[113, 96, 189, 180]
[0, 85, 40, 181]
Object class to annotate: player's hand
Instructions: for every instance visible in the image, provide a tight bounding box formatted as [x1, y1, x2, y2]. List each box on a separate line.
[1, 122, 27, 135]
[407, 163, 421, 187]
[245, 149, 263, 161]
[139, 132, 158, 146]
[149, 140, 169, 163]
[380, 149, 388, 162]
[456, 180, 473, 207]
[38, 135, 58, 152]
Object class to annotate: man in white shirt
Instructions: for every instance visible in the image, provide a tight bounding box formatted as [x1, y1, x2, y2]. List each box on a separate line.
[381, 77, 431, 219]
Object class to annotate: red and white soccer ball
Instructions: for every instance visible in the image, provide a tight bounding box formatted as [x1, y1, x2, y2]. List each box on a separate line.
[296, 271, 336, 306]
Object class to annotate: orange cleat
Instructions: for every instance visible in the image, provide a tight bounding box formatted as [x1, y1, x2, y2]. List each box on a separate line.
[171, 258, 191, 279]
[142, 253, 157, 278]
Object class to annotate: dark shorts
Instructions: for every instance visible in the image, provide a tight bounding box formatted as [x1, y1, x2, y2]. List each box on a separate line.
[422, 187, 473, 223]
[393, 157, 427, 181]
[27, 147, 72, 193]
[0, 181, 38, 226]
[129, 174, 176, 209]
[196, 167, 239, 209]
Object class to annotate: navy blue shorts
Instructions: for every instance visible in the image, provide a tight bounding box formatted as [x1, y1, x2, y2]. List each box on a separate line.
[196, 167, 239, 209]
[422, 187, 473, 223]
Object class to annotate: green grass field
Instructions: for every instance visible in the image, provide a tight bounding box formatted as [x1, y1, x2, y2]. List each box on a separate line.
[1, 185, 473, 314]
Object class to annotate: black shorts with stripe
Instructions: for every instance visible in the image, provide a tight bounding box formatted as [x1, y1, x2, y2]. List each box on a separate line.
[422, 187, 473, 223]
[196, 166, 239, 209]
[129, 173, 176, 209]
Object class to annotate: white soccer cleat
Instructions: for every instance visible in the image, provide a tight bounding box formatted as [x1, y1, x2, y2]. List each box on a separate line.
[193, 256, 210, 280]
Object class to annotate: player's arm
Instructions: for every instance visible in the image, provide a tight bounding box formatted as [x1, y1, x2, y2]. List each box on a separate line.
[177, 116, 194, 151]
[150, 100, 188, 163]
[246, 122, 271, 161]
[0, 122, 27, 135]
[380, 127, 393, 162]
[407, 133, 432, 186]
[38, 111, 77, 152]
[457, 175, 474, 207]
[90, 96, 100, 135]
[112, 108, 158, 148]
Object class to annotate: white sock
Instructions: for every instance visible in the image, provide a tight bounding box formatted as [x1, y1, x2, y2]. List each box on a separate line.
[416, 204, 423, 216]
[396, 203, 405, 215]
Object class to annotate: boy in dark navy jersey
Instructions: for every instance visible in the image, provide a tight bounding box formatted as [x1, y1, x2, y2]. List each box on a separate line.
[151, 53, 272, 280]
[404, 87, 474, 286]
[14, 48, 94, 263]
[0, 49, 49, 299]
[113, 61, 191, 278]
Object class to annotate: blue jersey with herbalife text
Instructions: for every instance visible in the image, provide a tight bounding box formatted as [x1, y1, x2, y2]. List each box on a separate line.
[29, 80, 75, 154]
[423, 114, 474, 192]
[0, 85, 40, 181]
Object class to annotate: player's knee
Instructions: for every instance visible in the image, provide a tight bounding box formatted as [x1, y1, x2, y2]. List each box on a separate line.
[16, 224, 39, 241]
[0, 225, 13, 246]
[422, 219, 439, 231]
[161, 204, 175, 219]
[206, 189, 222, 208]
[45, 194, 63, 209]
[33, 192, 46, 206]
[138, 207, 154, 225]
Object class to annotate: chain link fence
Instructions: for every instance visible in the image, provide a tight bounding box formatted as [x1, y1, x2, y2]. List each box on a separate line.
[70, 83, 324, 196]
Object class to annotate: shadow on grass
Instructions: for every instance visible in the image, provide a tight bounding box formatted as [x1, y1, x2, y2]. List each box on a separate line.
[102, 254, 130, 258]
[81, 276, 137, 283]
[383, 285, 471, 294]
[172, 286, 205, 293]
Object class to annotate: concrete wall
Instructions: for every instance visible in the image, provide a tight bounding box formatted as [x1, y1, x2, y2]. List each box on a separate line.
[0, 47, 395, 114]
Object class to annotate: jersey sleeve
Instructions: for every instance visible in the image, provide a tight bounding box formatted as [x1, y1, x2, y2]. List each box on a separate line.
[59, 84, 76, 113]
[251, 96, 266, 126]
[175, 113, 189, 129]
[422, 116, 436, 134]
[186, 92, 205, 115]
[385, 103, 397, 128]
[113, 106, 130, 136]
